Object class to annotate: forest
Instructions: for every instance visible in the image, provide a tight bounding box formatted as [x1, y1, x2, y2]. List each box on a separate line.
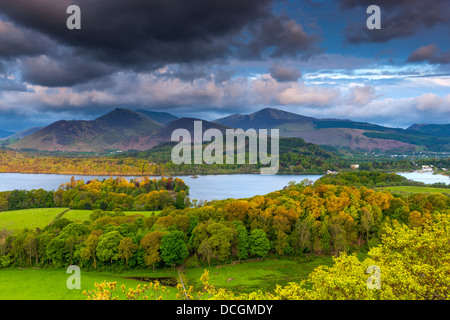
[315, 171, 449, 188]
[2, 146, 442, 177]
[1, 174, 448, 274]
[0, 176, 189, 212]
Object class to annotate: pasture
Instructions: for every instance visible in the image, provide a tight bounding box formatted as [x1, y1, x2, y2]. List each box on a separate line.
[379, 186, 450, 195]
[0, 208, 160, 233]
[0, 208, 68, 233]
[0, 268, 177, 300]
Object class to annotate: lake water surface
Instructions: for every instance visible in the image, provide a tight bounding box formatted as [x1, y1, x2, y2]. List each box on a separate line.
[0, 171, 448, 201]
[396, 171, 450, 186]
[0, 173, 322, 201]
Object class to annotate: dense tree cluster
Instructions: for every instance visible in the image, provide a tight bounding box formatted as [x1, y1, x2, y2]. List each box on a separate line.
[0, 176, 189, 212]
[1, 178, 448, 271]
[182, 213, 450, 300]
[315, 171, 427, 188]
[2, 147, 449, 177]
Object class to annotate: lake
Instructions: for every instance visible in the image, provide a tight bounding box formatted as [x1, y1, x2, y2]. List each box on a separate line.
[0, 171, 448, 201]
[396, 171, 450, 186]
[0, 173, 322, 201]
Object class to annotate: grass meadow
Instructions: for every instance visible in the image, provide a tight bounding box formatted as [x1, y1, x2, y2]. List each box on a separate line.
[0, 268, 178, 300]
[0, 208, 68, 233]
[379, 186, 450, 195]
[0, 208, 160, 233]
[0, 255, 354, 300]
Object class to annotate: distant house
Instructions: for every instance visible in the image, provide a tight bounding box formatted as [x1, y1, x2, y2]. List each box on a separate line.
[420, 165, 434, 173]
[350, 164, 359, 170]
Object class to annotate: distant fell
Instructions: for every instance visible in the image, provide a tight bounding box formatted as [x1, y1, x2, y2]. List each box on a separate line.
[136, 109, 178, 125]
[9, 108, 163, 152]
[214, 108, 448, 152]
[117, 117, 232, 151]
[407, 123, 450, 137]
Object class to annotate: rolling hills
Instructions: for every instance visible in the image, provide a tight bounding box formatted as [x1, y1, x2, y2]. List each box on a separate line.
[116, 117, 232, 151]
[407, 123, 450, 136]
[214, 108, 449, 152]
[5, 107, 450, 153]
[136, 109, 178, 125]
[1, 126, 44, 141]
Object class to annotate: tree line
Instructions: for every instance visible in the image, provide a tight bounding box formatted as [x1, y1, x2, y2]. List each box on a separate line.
[0, 176, 189, 212]
[1, 175, 448, 270]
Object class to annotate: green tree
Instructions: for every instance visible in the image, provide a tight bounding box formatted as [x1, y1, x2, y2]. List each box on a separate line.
[81, 230, 102, 268]
[198, 238, 214, 267]
[249, 229, 270, 258]
[23, 233, 38, 266]
[175, 190, 187, 209]
[235, 222, 249, 260]
[206, 222, 234, 262]
[96, 231, 124, 264]
[290, 218, 312, 254]
[160, 231, 189, 267]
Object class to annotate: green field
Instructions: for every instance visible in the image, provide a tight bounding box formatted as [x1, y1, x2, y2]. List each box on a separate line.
[0, 268, 178, 300]
[0, 255, 349, 300]
[183, 254, 368, 294]
[0, 206, 344, 300]
[60, 210, 160, 223]
[0, 208, 68, 233]
[184, 257, 333, 294]
[379, 186, 450, 195]
[0, 208, 160, 233]
[59, 209, 91, 222]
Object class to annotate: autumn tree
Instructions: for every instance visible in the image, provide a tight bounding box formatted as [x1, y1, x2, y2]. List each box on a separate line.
[118, 237, 138, 266]
[140, 231, 164, 270]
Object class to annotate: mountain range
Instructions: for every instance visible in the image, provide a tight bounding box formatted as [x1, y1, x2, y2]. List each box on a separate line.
[214, 108, 450, 152]
[3, 107, 450, 153]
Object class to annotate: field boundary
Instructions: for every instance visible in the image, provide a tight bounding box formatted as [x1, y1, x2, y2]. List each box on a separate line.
[48, 208, 70, 225]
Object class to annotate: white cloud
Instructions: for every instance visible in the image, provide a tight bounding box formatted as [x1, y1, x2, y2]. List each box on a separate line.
[1, 65, 449, 128]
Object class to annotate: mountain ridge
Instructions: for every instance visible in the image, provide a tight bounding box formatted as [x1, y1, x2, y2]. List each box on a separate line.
[9, 108, 163, 152]
[116, 117, 232, 151]
[5, 107, 450, 153]
[213, 108, 449, 152]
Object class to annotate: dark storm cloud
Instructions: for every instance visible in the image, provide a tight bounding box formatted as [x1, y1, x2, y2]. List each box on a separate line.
[269, 64, 301, 82]
[339, 0, 450, 43]
[0, 1, 305, 65]
[0, 19, 55, 58]
[0, 0, 322, 86]
[242, 14, 321, 59]
[20, 54, 118, 87]
[407, 44, 450, 65]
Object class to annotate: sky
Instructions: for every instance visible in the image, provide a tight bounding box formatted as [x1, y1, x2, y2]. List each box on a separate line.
[0, 0, 449, 132]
